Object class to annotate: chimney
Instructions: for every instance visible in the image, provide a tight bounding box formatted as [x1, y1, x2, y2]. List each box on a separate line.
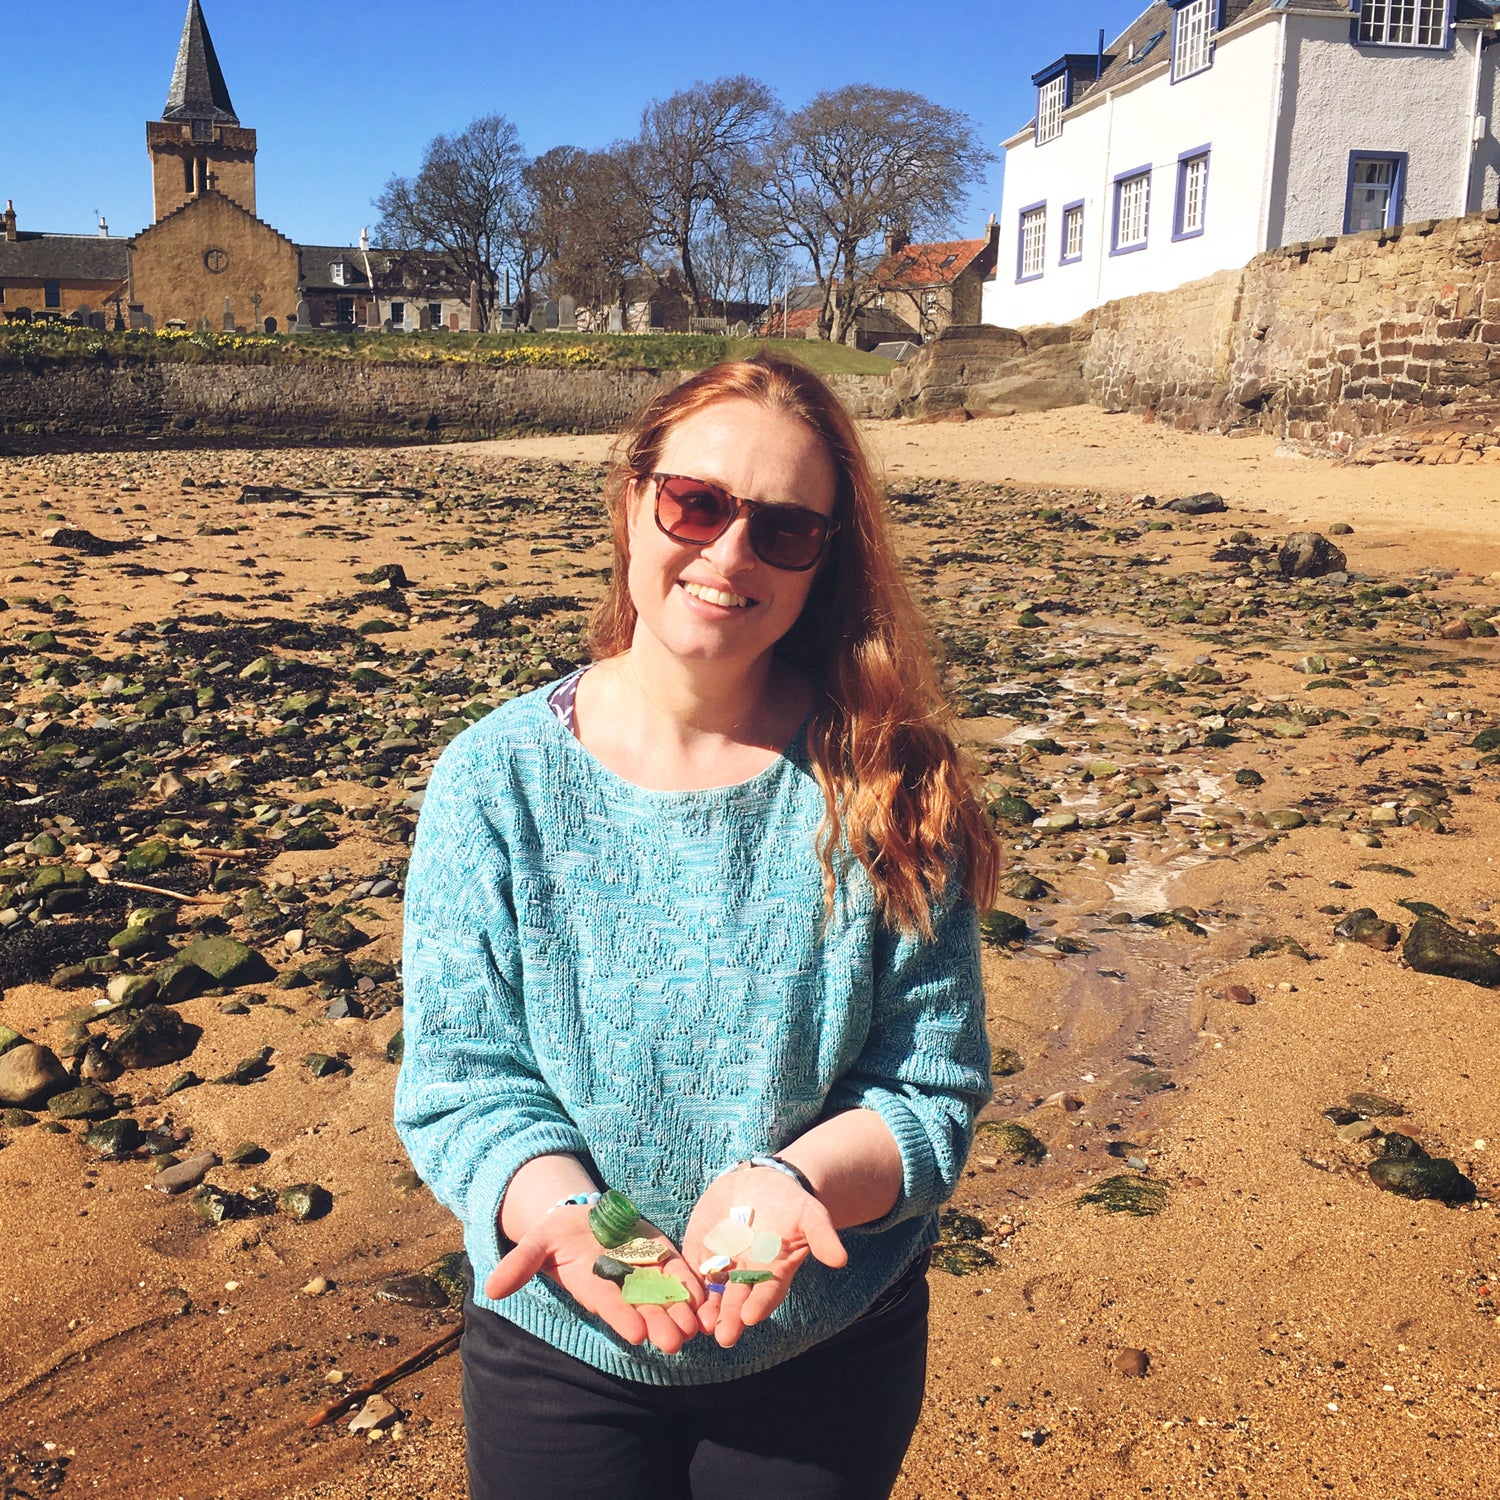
[884, 227, 910, 258]
[99, 214, 109, 237]
[3, 200, 16, 242]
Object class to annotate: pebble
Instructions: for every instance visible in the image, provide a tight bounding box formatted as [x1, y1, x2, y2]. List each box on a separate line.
[1115, 1347, 1150, 1378]
[347, 1395, 399, 1434]
[302, 1276, 330, 1296]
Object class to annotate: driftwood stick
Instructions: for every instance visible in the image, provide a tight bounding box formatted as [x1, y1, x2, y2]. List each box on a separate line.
[100, 876, 224, 905]
[305, 1320, 463, 1430]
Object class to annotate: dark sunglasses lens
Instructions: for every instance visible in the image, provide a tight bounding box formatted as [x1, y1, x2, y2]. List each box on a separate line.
[658, 479, 732, 540]
[750, 509, 828, 569]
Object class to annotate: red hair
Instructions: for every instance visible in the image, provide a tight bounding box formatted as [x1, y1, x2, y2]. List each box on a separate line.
[590, 352, 1001, 937]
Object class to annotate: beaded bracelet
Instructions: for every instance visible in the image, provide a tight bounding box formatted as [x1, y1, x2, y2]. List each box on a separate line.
[549, 1191, 602, 1211]
[715, 1154, 818, 1199]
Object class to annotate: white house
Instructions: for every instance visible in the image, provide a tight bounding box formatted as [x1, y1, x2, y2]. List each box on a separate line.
[984, 0, 1500, 330]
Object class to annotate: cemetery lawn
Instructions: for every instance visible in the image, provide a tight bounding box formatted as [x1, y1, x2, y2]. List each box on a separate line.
[0, 323, 893, 375]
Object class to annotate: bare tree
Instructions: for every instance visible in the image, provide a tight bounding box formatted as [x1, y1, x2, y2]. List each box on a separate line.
[762, 87, 990, 344]
[629, 77, 780, 313]
[374, 115, 527, 331]
[528, 145, 651, 327]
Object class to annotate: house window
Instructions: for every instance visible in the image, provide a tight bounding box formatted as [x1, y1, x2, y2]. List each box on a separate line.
[44, 280, 61, 309]
[1036, 75, 1066, 145]
[1018, 204, 1047, 281]
[1174, 150, 1210, 238]
[874, 292, 887, 308]
[922, 290, 938, 313]
[337, 297, 355, 324]
[331, 260, 348, 287]
[1345, 152, 1405, 232]
[1356, 0, 1447, 47]
[1061, 202, 1085, 264]
[1172, 0, 1214, 80]
[389, 300, 405, 328]
[427, 301, 444, 329]
[1112, 169, 1151, 253]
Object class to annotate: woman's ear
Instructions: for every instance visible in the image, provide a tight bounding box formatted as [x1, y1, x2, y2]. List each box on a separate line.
[624, 476, 646, 549]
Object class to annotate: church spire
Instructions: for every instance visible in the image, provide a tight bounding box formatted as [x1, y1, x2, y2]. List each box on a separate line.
[162, 0, 238, 126]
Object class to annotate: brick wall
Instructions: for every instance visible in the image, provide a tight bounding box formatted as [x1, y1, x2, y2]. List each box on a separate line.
[1082, 206, 1500, 451]
[0, 362, 894, 452]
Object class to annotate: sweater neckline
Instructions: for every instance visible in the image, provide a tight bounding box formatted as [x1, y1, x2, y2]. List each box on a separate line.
[531, 673, 811, 801]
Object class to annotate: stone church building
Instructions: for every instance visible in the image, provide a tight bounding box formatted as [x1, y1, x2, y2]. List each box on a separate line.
[1, 0, 472, 334]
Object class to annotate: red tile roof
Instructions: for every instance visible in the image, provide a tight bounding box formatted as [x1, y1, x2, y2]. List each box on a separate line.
[874, 238, 989, 290]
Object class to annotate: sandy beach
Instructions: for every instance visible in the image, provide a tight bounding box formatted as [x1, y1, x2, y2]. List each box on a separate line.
[1, 405, 1497, 1499]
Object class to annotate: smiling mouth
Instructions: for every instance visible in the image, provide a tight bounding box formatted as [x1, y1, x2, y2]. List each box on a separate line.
[680, 581, 753, 609]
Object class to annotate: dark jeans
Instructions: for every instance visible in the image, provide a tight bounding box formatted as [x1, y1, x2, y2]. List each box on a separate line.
[461, 1257, 929, 1500]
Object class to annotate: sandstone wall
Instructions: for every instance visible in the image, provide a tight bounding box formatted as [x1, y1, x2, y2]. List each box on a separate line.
[1083, 206, 1500, 451]
[0, 361, 894, 452]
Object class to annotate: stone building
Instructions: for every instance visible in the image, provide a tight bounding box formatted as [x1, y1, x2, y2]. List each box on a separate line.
[2, 0, 474, 334]
[870, 227, 1000, 340]
[0, 201, 131, 325]
[987, 0, 1500, 331]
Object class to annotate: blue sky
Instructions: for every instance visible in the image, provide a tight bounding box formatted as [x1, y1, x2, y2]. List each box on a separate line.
[3, 0, 1145, 249]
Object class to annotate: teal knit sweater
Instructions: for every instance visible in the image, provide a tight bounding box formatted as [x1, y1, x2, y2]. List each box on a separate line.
[395, 683, 990, 1385]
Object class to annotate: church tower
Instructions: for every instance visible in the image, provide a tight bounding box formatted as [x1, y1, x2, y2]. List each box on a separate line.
[146, 0, 257, 221]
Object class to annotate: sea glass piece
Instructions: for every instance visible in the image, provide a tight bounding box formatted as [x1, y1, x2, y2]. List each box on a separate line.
[727, 1269, 774, 1285]
[620, 1268, 689, 1306]
[589, 1189, 641, 1248]
[746, 1230, 782, 1264]
[698, 1254, 732, 1276]
[703, 1218, 755, 1257]
[593, 1255, 631, 1285]
[610, 1236, 671, 1265]
[729, 1204, 754, 1225]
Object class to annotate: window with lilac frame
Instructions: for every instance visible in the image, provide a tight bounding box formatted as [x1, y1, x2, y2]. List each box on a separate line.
[1349, 0, 1454, 50]
[1060, 201, 1085, 264]
[1173, 147, 1210, 240]
[1111, 167, 1151, 255]
[1169, 0, 1219, 81]
[1017, 202, 1047, 282]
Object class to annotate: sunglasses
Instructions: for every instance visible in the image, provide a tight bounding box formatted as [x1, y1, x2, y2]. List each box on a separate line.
[648, 472, 839, 572]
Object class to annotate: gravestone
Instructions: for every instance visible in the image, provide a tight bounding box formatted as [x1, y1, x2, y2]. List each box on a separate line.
[557, 294, 576, 331]
[496, 305, 517, 331]
[732, 320, 750, 338]
[295, 299, 312, 330]
[71, 304, 93, 324]
[222, 297, 235, 332]
[195, 317, 212, 333]
[607, 305, 624, 333]
[264, 316, 278, 334]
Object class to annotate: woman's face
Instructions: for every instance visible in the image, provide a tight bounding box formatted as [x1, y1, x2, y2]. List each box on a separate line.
[624, 398, 838, 677]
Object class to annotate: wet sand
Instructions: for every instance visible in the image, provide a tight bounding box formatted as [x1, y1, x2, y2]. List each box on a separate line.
[1, 407, 1497, 1498]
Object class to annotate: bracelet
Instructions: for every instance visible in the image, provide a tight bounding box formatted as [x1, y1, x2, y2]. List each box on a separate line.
[716, 1155, 818, 1199]
[549, 1191, 601, 1211]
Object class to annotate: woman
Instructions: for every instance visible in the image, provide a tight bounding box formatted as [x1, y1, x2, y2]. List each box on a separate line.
[396, 353, 1001, 1499]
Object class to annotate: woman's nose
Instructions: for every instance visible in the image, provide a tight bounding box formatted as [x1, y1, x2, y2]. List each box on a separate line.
[700, 515, 757, 576]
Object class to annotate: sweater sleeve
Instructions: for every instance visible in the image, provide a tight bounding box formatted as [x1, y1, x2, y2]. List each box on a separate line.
[394, 735, 591, 1275]
[824, 882, 991, 1233]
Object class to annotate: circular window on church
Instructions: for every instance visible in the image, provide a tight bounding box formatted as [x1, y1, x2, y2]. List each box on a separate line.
[204, 248, 229, 274]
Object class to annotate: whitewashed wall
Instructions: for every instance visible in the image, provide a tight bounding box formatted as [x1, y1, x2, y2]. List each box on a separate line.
[984, 15, 1283, 330]
[1273, 16, 1492, 246]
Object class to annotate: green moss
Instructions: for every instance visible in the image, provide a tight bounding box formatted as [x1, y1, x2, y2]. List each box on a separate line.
[1077, 1175, 1169, 1217]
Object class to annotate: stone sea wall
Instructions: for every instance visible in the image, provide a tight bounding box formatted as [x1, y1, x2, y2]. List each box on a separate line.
[0, 361, 895, 452]
[1084, 206, 1500, 452]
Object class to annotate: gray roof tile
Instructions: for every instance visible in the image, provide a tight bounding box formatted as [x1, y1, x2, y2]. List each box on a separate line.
[0, 234, 130, 282]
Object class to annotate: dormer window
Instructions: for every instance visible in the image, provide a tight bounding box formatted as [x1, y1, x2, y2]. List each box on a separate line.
[1037, 74, 1066, 144]
[1356, 0, 1447, 48]
[1171, 0, 1213, 80]
[331, 259, 353, 286]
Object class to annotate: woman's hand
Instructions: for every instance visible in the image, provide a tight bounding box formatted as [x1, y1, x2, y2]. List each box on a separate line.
[682, 1166, 847, 1348]
[482, 1207, 703, 1354]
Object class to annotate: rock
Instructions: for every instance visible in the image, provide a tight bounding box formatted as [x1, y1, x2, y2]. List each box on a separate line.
[978, 910, 1028, 947]
[374, 1274, 449, 1308]
[1402, 914, 1500, 987]
[988, 795, 1039, 826]
[1332, 909, 1401, 951]
[303, 1052, 351, 1079]
[279, 1182, 332, 1221]
[1077, 1175, 1169, 1216]
[190, 1183, 242, 1224]
[78, 1041, 121, 1084]
[1278, 532, 1347, 579]
[153, 1150, 220, 1194]
[1328, 522, 1354, 536]
[1471, 725, 1500, 753]
[176, 935, 275, 987]
[213, 1046, 273, 1086]
[226, 1141, 268, 1165]
[1369, 1156, 1476, 1204]
[974, 1120, 1046, 1164]
[111, 1005, 201, 1070]
[1265, 809, 1306, 831]
[1234, 769, 1265, 788]
[307, 912, 367, 951]
[1347, 1091, 1406, 1118]
[1005, 872, 1050, 902]
[1034, 811, 1080, 833]
[1130, 1069, 1176, 1095]
[152, 956, 209, 1006]
[124, 840, 174, 875]
[1439, 619, 1473, 641]
[1337, 1120, 1381, 1144]
[1114, 1347, 1150, 1378]
[1164, 492, 1226, 515]
[85, 1117, 143, 1158]
[162, 1070, 202, 1097]
[355, 564, 410, 587]
[1224, 984, 1255, 1005]
[348, 1395, 399, 1435]
[1248, 935, 1311, 961]
[990, 1046, 1024, 1077]
[1374, 1129, 1424, 1158]
[0, 1042, 70, 1106]
[301, 1276, 330, 1296]
[385, 1027, 404, 1065]
[47, 1083, 117, 1120]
